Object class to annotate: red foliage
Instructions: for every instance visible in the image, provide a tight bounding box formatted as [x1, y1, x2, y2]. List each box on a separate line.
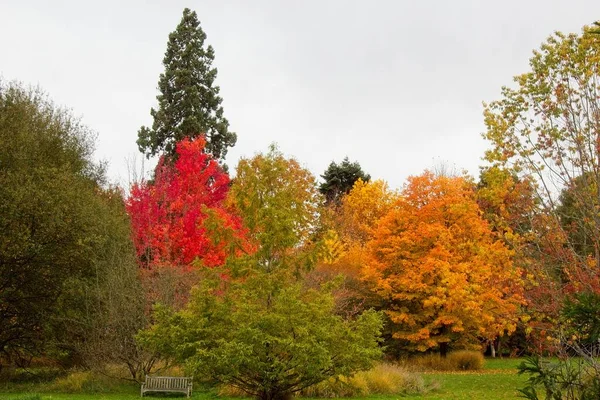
[126, 137, 250, 269]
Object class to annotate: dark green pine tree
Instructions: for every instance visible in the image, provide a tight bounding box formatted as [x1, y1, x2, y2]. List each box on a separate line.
[137, 8, 236, 162]
[319, 157, 370, 205]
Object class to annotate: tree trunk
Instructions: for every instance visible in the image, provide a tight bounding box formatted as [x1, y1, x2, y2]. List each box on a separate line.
[440, 342, 448, 358]
[490, 340, 496, 358]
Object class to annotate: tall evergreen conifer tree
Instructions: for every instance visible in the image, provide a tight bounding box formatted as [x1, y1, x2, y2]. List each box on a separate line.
[137, 8, 236, 162]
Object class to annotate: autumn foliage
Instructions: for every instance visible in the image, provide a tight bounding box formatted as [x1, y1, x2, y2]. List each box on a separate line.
[127, 137, 249, 269]
[363, 172, 524, 354]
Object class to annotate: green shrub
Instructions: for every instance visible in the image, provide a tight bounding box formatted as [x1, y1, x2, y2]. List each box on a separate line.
[518, 356, 600, 400]
[51, 371, 93, 392]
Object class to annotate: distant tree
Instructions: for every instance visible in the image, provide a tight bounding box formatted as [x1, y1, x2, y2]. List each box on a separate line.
[319, 157, 370, 205]
[137, 8, 236, 162]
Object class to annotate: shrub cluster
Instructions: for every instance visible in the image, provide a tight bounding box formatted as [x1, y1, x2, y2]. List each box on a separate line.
[404, 350, 485, 371]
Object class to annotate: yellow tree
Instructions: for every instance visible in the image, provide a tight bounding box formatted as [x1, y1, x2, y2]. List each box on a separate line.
[314, 179, 397, 318]
[228, 144, 321, 274]
[364, 171, 524, 356]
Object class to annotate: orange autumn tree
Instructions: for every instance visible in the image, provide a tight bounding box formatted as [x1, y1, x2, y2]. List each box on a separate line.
[364, 171, 524, 356]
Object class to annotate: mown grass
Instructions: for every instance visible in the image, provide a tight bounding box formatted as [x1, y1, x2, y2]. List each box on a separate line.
[0, 358, 527, 400]
[405, 357, 527, 400]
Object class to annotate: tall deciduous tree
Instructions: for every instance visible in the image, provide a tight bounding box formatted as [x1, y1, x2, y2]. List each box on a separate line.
[482, 27, 600, 355]
[137, 8, 236, 162]
[127, 137, 249, 270]
[319, 157, 370, 205]
[228, 145, 321, 274]
[364, 171, 524, 356]
[483, 26, 600, 277]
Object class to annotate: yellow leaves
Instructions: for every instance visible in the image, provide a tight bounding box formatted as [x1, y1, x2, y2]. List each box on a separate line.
[318, 229, 346, 265]
[339, 179, 398, 244]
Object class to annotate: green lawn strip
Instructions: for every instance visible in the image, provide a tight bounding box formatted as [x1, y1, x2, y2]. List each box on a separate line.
[0, 358, 528, 400]
[409, 371, 527, 400]
[401, 358, 526, 400]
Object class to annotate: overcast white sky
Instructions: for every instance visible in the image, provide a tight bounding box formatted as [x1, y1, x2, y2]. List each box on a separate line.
[1, 1, 599, 189]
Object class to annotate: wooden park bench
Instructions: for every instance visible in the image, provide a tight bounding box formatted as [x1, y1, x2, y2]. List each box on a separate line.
[141, 375, 193, 397]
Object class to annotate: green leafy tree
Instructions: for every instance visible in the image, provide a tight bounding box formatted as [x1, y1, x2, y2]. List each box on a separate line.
[0, 82, 150, 374]
[54, 188, 156, 380]
[137, 8, 236, 162]
[228, 145, 321, 273]
[0, 82, 121, 365]
[139, 271, 383, 400]
[319, 157, 370, 205]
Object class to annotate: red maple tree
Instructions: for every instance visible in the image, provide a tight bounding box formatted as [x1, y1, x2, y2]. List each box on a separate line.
[127, 137, 250, 270]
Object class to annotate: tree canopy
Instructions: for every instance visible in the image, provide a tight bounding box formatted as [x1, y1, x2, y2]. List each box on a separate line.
[127, 137, 249, 270]
[319, 157, 370, 205]
[364, 172, 524, 355]
[228, 145, 321, 274]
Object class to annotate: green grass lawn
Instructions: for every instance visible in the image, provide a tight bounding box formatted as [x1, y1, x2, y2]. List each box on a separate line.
[0, 358, 528, 400]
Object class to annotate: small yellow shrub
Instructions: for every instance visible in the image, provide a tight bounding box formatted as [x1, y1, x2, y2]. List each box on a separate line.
[447, 350, 484, 370]
[407, 354, 453, 371]
[404, 351, 484, 371]
[300, 363, 426, 397]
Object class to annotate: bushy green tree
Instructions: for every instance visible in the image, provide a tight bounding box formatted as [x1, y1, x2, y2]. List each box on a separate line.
[137, 8, 236, 162]
[0, 82, 103, 364]
[0, 82, 146, 371]
[319, 157, 370, 205]
[139, 271, 383, 400]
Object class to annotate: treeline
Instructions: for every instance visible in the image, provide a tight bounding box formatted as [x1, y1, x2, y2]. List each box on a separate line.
[2, 8, 600, 400]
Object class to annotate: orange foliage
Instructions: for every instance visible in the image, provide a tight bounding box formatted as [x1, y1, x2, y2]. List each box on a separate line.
[364, 171, 524, 352]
